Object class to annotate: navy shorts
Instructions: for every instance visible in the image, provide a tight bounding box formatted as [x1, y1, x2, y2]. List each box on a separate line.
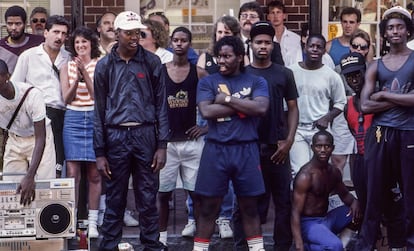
[195, 141, 265, 197]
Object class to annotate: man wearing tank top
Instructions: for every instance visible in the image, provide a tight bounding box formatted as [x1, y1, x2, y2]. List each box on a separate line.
[352, 6, 414, 251]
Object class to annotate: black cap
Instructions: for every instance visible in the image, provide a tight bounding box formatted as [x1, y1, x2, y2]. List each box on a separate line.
[340, 52, 366, 75]
[250, 21, 275, 40]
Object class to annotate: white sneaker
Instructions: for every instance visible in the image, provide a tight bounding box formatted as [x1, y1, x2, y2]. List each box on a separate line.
[181, 219, 196, 237]
[216, 218, 233, 239]
[88, 223, 99, 238]
[123, 210, 139, 227]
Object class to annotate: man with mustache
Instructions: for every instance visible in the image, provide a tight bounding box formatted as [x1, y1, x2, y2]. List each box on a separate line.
[0, 5, 44, 73]
[29, 7, 48, 36]
[11, 15, 71, 179]
[96, 12, 117, 55]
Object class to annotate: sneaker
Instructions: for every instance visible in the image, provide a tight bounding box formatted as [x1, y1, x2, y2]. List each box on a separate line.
[181, 219, 196, 237]
[123, 210, 139, 227]
[216, 218, 233, 239]
[88, 223, 99, 238]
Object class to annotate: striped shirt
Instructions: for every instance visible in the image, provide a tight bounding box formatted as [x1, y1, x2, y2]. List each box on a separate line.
[67, 58, 97, 110]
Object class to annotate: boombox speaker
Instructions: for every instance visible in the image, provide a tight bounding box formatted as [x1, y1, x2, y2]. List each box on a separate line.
[35, 178, 76, 239]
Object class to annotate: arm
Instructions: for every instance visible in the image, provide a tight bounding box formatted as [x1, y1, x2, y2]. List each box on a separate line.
[360, 61, 395, 114]
[291, 172, 311, 251]
[370, 90, 414, 107]
[60, 63, 79, 104]
[272, 99, 298, 164]
[315, 107, 342, 130]
[151, 60, 168, 173]
[197, 53, 207, 69]
[74, 56, 94, 98]
[215, 93, 269, 117]
[334, 168, 361, 222]
[17, 119, 46, 206]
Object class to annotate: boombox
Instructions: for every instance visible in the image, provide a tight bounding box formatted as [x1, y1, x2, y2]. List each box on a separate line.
[0, 178, 75, 239]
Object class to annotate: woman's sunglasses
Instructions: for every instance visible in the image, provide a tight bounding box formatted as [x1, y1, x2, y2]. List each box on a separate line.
[351, 43, 369, 50]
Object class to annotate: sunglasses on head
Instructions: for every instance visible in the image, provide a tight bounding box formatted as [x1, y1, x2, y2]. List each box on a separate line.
[32, 18, 46, 24]
[149, 11, 165, 17]
[351, 43, 369, 50]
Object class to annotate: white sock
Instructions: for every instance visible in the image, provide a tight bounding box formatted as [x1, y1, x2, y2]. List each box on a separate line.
[159, 231, 167, 246]
[88, 210, 99, 225]
[193, 238, 209, 251]
[247, 236, 264, 251]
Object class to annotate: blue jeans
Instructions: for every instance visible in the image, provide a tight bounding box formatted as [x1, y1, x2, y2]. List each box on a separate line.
[301, 205, 352, 251]
[187, 182, 234, 220]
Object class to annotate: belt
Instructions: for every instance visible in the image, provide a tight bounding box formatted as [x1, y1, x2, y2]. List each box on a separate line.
[298, 122, 314, 127]
[119, 122, 142, 126]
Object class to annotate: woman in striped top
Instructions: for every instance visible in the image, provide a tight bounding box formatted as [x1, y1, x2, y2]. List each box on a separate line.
[60, 26, 101, 238]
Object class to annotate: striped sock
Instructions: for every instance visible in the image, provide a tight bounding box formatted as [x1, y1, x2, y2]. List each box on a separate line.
[193, 237, 209, 251]
[247, 236, 264, 251]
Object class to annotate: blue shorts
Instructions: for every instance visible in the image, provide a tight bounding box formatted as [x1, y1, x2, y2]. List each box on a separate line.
[195, 141, 265, 197]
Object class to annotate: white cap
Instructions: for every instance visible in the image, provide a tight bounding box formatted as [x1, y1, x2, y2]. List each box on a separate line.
[383, 6, 412, 20]
[114, 11, 147, 30]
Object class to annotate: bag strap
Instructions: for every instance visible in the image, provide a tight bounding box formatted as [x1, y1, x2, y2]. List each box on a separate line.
[6, 86, 35, 130]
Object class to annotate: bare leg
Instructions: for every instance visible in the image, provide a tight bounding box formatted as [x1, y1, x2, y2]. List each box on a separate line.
[331, 154, 348, 174]
[237, 196, 262, 238]
[195, 195, 223, 239]
[86, 162, 101, 210]
[158, 191, 173, 231]
[66, 161, 81, 207]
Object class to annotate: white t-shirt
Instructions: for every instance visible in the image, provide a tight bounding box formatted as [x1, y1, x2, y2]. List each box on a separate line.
[155, 47, 173, 64]
[10, 43, 70, 109]
[0, 82, 47, 137]
[288, 63, 346, 123]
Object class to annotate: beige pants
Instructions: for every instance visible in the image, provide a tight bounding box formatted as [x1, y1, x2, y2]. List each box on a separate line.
[2, 125, 56, 181]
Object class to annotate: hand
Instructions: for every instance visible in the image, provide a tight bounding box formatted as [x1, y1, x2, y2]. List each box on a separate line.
[16, 175, 36, 206]
[349, 199, 361, 223]
[151, 148, 166, 173]
[314, 116, 330, 130]
[270, 139, 293, 164]
[214, 92, 227, 105]
[370, 91, 386, 101]
[96, 156, 111, 180]
[186, 125, 208, 139]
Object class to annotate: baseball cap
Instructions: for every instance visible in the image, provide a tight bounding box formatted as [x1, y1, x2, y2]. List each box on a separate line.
[114, 11, 146, 30]
[250, 21, 275, 40]
[340, 52, 366, 75]
[383, 6, 412, 20]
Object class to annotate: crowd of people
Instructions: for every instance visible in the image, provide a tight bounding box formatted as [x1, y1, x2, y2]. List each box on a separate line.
[0, 2, 413, 251]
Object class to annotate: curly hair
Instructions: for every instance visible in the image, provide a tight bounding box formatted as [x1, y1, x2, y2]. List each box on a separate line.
[379, 12, 414, 39]
[142, 19, 169, 49]
[68, 26, 101, 59]
[209, 15, 240, 53]
[214, 36, 245, 72]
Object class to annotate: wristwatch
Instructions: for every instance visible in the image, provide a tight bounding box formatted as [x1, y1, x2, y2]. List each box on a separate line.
[224, 95, 231, 103]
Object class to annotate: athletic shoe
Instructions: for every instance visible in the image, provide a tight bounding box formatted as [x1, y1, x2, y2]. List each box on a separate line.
[181, 219, 196, 237]
[216, 218, 233, 238]
[123, 210, 139, 227]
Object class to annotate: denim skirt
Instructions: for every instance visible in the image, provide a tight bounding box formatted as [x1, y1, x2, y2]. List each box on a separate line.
[63, 109, 96, 161]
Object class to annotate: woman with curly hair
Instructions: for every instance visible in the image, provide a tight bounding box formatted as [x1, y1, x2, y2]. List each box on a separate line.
[140, 19, 173, 63]
[60, 26, 101, 238]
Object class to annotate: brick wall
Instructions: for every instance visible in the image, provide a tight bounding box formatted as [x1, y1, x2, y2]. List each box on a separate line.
[63, 0, 125, 30]
[258, 0, 309, 34]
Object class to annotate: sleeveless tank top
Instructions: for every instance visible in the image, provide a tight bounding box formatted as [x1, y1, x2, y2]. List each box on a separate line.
[165, 64, 199, 141]
[204, 53, 220, 74]
[328, 38, 350, 65]
[346, 96, 373, 154]
[374, 52, 414, 129]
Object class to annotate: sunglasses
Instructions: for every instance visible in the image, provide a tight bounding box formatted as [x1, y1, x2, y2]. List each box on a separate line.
[351, 43, 369, 50]
[140, 31, 147, 39]
[32, 18, 46, 23]
[149, 11, 165, 17]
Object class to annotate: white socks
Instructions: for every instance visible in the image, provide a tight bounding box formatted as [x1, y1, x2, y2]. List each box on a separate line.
[247, 236, 264, 251]
[159, 231, 167, 246]
[88, 210, 99, 238]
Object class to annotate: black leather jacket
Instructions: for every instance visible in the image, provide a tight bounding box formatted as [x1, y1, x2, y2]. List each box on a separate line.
[93, 44, 169, 157]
